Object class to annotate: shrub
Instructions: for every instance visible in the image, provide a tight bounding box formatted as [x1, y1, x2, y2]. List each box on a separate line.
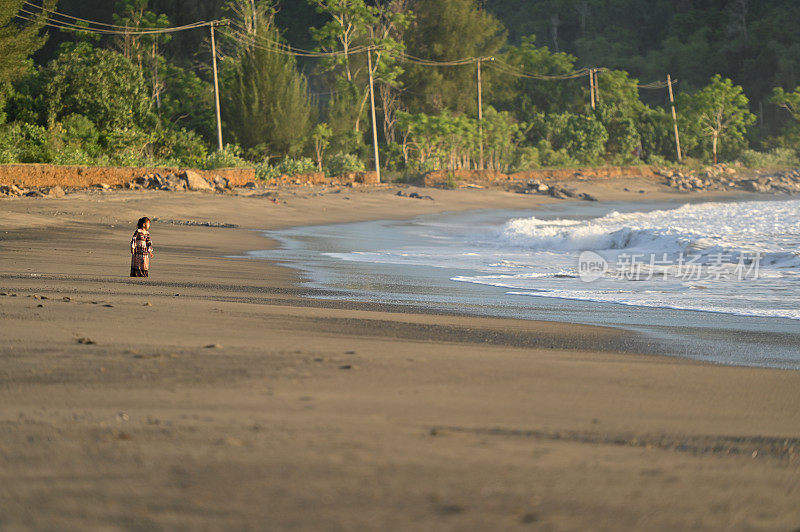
[60, 114, 101, 157]
[528, 112, 607, 165]
[254, 157, 317, 181]
[646, 154, 677, 167]
[204, 144, 250, 170]
[254, 162, 280, 181]
[535, 139, 580, 168]
[278, 157, 316, 176]
[147, 127, 208, 168]
[50, 146, 95, 165]
[380, 142, 405, 171]
[326, 152, 365, 176]
[0, 122, 50, 163]
[738, 148, 799, 169]
[510, 146, 540, 172]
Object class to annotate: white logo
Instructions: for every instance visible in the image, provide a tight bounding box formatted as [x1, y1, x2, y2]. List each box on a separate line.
[578, 251, 608, 282]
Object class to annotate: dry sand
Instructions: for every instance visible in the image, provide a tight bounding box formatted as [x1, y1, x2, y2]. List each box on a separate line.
[1, 179, 799, 531]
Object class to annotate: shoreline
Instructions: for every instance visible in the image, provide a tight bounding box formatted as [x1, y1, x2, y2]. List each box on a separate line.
[2, 182, 800, 529]
[251, 193, 800, 370]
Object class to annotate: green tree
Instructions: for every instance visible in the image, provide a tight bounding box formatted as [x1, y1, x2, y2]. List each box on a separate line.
[311, 0, 377, 84]
[770, 86, 800, 123]
[528, 111, 607, 165]
[403, 0, 506, 116]
[593, 70, 645, 162]
[636, 105, 674, 163]
[160, 65, 216, 145]
[0, 0, 54, 110]
[223, 0, 313, 158]
[113, 0, 172, 109]
[679, 75, 755, 163]
[40, 42, 162, 163]
[497, 35, 583, 117]
[769, 85, 800, 152]
[311, 0, 408, 140]
[310, 0, 375, 139]
[481, 106, 523, 171]
[43, 42, 156, 133]
[311, 122, 332, 171]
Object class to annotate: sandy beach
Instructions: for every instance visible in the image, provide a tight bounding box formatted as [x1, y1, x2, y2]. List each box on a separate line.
[2, 179, 799, 530]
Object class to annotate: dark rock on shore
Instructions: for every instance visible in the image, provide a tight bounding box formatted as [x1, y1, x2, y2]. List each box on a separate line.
[396, 190, 434, 200]
[659, 165, 800, 194]
[151, 217, 239, 228]
[122, 171, 236, 194]
[181, 170, 214, 192]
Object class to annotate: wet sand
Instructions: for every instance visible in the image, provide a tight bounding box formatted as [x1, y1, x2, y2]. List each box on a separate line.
[1, 181, 799, 530]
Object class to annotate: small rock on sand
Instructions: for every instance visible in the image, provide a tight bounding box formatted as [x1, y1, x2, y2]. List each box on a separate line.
[43, 186, 65, 198]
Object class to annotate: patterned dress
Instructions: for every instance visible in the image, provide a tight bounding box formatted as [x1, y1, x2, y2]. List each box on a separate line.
[130, 229, 153, 277]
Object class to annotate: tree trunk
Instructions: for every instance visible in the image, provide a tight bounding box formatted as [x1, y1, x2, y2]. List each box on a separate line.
[380, 84, 400, 144]
[550, 14, 561, 52]
[354, 88, 370, 133]
[315, 142, 323, 172]
[712, 133, 718, 164]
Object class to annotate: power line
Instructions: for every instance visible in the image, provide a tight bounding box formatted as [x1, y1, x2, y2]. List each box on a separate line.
[16, 4, 212, 35]
[21, 0, 194, 32]
[16, 12, 210, 35]
[489, 58, 592, 80]
[637, 80, 677, 89]
[222, 25, 371, 58]
[239, 23, 380, 57]
[15, 4, 678, 93]
[395, 52, 479, 66]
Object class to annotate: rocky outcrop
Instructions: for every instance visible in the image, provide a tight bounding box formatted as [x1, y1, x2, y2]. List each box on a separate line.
[424, 166, 659, 188]
[739, 172, 800, 194]
[0, 184, 24, 196]
[181, 170, 214, 191]
[268, 171, 380, 186]
[517, 179, 597, 201]
[657, 165, 800, 194]
[0, 184, 67, 198]
[123, 172, 235, 193]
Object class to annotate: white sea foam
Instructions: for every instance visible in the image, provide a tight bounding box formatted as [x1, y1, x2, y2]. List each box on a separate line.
[323, 199, 800, 321]
[495, 201, 800, 267]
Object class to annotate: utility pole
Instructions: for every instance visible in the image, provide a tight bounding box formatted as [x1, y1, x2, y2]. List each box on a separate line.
[476, 57, 493, 170]
[667, 74, 682, 162]
[210, 21, 223, 152]
[589, 68, 595, 110]
[367, 49, 381, 183]
[477, 58, 483, 170]
[593, 68, 599, 103]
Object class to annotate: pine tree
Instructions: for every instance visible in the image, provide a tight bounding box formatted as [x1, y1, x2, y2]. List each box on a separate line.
[0, 0, 55, 106]
[403, 0, 505, 116]
[223, 1, 313, 158]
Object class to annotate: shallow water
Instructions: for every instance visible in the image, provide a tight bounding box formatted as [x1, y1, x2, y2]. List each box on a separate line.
[246, 198, 800, 370]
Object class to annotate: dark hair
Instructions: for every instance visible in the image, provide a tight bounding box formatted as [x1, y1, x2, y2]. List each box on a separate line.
[137, 217, 151, 229]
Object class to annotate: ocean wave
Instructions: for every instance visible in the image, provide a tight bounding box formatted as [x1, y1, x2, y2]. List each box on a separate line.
[496, 200, 800, 268]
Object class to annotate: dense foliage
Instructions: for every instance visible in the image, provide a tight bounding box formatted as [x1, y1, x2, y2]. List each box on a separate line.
[1, 0, 799, 175]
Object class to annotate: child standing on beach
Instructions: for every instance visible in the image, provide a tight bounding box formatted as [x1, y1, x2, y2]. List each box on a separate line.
[130, 217, 153, 277]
